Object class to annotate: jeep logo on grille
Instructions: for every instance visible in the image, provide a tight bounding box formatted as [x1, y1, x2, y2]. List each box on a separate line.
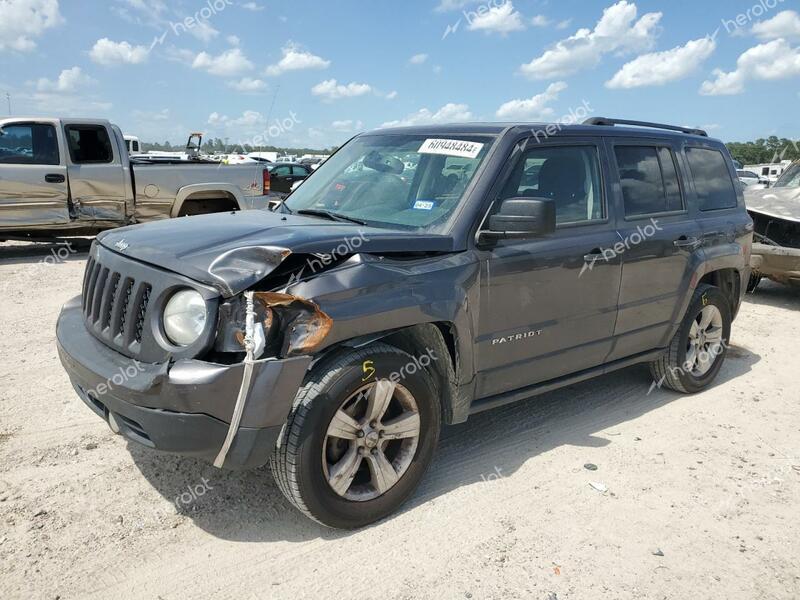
[114, 239, 129, 252]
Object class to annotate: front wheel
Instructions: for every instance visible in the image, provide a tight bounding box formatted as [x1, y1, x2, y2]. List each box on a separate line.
[270, 343, 441, 529]
[649, 284, 731, 394]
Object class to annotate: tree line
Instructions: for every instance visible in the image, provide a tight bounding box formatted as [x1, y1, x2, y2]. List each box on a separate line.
[141, 137, 336, 156]
[725, 137, 799, 166]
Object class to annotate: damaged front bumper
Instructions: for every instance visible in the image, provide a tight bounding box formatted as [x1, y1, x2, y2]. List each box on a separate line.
[56, 296, 311, 469]
[750, 242, 800, 286]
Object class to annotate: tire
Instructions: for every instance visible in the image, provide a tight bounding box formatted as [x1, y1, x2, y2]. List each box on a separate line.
[269, 343, 441, 529]
[648, 284, 731, 394]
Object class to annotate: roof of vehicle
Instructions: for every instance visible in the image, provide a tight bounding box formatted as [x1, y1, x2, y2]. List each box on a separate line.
[367, 121, 717, 143]
[267, 162, 309, 169]
[0, 117, 114, 127]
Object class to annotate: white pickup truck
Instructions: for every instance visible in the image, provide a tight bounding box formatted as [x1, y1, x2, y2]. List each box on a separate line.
[0, 118, 275, 239]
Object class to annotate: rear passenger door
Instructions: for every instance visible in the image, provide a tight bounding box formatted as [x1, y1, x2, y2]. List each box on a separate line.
[63, 122, 127, 223]
[605, 138, 703, 361]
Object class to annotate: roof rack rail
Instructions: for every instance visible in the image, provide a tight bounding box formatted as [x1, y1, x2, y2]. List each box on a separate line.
[582, 117, 708, 137]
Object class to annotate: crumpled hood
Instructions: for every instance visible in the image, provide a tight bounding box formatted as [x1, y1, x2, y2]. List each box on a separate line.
[745, 186, 800, 222]
[97, 210, 455, 296]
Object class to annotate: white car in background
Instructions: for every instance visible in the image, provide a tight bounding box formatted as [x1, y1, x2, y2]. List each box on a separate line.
[737, 169, 769, 189]
[222, 154, 259, 165]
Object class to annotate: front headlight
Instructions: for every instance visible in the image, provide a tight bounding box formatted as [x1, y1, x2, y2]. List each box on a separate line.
[163, 289, 208, 346]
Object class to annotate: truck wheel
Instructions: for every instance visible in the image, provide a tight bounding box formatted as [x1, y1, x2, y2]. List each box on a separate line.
[648, 284, 731, 394]
[269, 343, 441, 529]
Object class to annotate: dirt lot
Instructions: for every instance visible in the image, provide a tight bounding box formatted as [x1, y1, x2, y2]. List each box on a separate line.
[0, 240, 798, 600]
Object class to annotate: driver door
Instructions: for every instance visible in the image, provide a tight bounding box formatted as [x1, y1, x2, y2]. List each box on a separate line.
[474, 138, 622, 399]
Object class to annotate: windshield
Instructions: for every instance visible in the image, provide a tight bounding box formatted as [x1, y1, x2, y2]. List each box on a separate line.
[773, 163, 800, 188]
[283, 133, 495, 232]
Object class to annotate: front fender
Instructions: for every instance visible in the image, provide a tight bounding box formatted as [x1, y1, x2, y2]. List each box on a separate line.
[284, 252, 480, 390]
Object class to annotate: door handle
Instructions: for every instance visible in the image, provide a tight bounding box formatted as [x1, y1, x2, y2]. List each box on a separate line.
[673, 236, 701, 249]
[45, 173, 65, 183]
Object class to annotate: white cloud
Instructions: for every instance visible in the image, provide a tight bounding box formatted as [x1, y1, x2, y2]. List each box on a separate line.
[228, 77, 267, 92]
[0, 0, 62, 52]
[385, 90, 398, 100]
[208, 110, 266, 131]
[192, 48, 253, 76]
[311, 79, 372, 101]
[606, 36, 716, 89]
[752, 10, 800, 41]
[520, 1, 662, 80]
[700, 38, 800, 95]
[227, 34, 240, 46]
[35, 67, 96, 93]
[409, 53, 429, 64]
[381, 103, 474, 128]
[331, 119, 364, 132]
[467, 1, 525, 35]
[241, 1, 264, 11]
[265, 44, 330, 76]
[435, 0, 475, 12]
[495, 81, 568, 120]
[531, 15, 551, 27]
[90, 38, 149, 66]
[185, 19, 219, 43]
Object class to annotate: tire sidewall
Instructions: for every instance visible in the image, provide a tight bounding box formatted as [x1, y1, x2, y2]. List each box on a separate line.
[674, 287, 732, 393]
[295, 348, 441, 528]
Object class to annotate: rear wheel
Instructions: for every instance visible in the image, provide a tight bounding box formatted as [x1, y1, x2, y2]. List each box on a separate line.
[649, 284, 731, 393]
[270, 343, 441, 529]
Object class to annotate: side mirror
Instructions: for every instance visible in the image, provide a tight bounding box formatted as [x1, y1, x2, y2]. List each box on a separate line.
[480, 197, 556, 242]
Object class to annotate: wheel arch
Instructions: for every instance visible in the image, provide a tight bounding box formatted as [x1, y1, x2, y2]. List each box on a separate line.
[172, 184, 245, 217]
[311, 322, 464, 425]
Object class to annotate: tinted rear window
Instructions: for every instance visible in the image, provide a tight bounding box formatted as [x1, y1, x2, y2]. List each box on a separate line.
[615, 146, 683, 216]
[686, 148, 737, 211]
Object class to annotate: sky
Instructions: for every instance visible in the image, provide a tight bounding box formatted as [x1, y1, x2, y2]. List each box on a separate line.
[0, 0, 798, 149]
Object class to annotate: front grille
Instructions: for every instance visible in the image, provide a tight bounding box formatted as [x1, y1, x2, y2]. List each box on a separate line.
[82, 252, 154, 358]
[80, 242, 218, 364]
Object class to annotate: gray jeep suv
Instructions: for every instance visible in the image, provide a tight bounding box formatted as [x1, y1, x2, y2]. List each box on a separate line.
[57, 118, 752, 528]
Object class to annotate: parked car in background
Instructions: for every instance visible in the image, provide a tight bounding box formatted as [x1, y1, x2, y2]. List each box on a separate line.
[745, 160, 800, 291]
[248, 151, 277, 163]
[267, 162, 311, 196]
[57, 118, 751, 529]
[123, 135, 142, 156]
[0, 117, 274, 238]
[737, 169, 768, 189]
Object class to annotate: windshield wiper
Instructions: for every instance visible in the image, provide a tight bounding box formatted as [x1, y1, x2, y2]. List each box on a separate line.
[295, 209, 367, 225]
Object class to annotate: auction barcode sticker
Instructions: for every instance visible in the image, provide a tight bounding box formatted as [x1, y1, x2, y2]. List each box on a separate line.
[418, 139, 484, 159]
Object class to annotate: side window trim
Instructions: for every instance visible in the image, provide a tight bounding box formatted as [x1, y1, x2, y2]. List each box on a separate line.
[611, 140, 689, 221]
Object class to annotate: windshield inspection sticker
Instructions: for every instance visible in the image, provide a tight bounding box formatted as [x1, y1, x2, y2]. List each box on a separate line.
[419, 139, 484, 159]
[413, 200, 435, 210]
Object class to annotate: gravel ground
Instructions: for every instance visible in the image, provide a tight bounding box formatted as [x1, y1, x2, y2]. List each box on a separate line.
[0, 240, 798, 600]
